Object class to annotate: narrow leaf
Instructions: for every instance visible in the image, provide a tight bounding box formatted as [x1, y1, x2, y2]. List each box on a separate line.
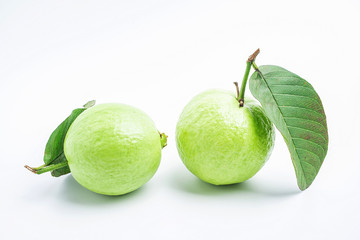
[44, 109, 85, 165]
[43, 100, 95, 177]
[249, 65, 328, 190]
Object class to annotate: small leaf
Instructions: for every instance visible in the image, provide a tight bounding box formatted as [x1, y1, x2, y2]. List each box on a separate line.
[50, 153, 70, 177]
[43, 101, 96, 177]
[249, 65, 328, 190]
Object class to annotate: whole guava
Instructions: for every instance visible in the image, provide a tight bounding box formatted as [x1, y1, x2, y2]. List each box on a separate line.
[176, 89, 275, 185]
[64, 103, 166, 195]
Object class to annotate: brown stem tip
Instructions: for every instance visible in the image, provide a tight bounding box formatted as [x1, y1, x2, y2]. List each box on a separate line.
[24, 165, 37, 174]
[233, 82, 240, 99]
[247, 48, 260, 63]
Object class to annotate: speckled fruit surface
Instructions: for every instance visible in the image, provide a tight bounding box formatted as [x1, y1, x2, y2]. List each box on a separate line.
[176, 89, 275, 185]
[64, 103, 164, 195]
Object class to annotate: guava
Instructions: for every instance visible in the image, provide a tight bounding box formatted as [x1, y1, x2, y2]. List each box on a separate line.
[64, 103, 167, 195]
[175, 89, 275, 185]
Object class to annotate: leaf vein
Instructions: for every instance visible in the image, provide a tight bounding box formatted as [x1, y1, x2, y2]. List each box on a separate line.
[269, 84, 314, 90]
[283, 116, 327, 130]
[300, 161, 317, 176]
[287, 125, 328, 142]
[266, 75, 303, 80]
[292, 137, 326, 155]
[295, 147, 322, 165]
[273, 93, 322, 105]
[278, 105, 325, 119]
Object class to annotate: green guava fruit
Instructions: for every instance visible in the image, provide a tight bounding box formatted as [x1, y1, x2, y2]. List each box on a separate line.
[64, 103, 167, 195]
[176, 89, 275, 185]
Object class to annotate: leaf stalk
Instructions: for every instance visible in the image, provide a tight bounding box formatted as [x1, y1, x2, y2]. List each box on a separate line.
[24, 161, 68, 175]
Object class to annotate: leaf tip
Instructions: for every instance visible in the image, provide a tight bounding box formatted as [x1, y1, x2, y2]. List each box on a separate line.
[297, 170, 316, 191]
[299, 184, 309, 191]
[83, 100, 96, 108]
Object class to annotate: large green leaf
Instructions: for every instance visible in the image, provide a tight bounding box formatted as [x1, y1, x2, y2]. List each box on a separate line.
[249, 65, 328, 190]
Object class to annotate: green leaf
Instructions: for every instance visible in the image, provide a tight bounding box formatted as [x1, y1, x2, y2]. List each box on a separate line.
[50, 153, 69, 177]
[249, 65, 328, 190]
[43, 100, 95, 177]
[44, 109, 85, 165]
[44, 109, 85, 176]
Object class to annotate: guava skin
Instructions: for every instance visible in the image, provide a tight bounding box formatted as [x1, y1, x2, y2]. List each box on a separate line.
[64, 103, 162, 195]
[176, 89, 275, 185]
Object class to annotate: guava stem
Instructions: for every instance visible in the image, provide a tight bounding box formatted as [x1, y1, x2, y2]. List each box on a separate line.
[24, 161, 68, 175]
[238, 61, 252, 107]
[238, 48, 260, 107]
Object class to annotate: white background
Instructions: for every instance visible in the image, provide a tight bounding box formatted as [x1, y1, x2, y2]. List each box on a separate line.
[1, 1, 359, 239]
